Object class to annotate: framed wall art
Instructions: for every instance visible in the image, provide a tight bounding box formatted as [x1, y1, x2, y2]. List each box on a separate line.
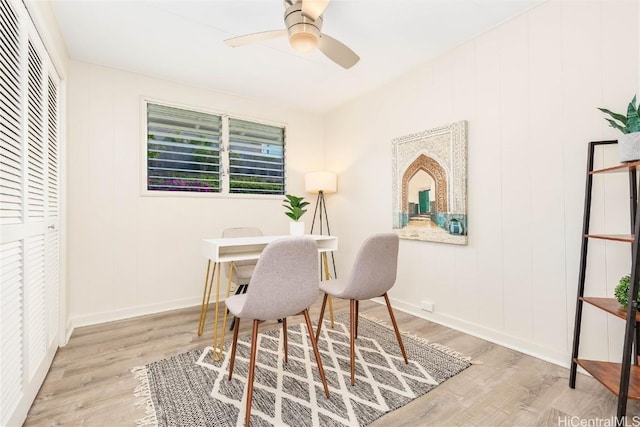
[391, 120, 467, 245]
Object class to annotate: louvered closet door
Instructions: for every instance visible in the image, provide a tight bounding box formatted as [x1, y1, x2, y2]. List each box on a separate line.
[0, 0, 62, 425]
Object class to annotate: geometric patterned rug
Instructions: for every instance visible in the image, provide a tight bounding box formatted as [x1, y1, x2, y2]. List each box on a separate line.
[132, 313, 471, 427]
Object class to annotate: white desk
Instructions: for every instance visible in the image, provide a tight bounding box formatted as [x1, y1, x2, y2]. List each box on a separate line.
[198, 234, 338, 361]
[201, 234, 338, 262]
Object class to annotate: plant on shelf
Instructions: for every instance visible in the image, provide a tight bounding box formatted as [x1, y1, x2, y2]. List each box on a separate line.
[599, 95, 640, 162]
[614, 274, 639, 307]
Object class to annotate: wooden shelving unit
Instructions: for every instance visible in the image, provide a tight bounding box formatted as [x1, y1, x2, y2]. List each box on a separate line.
[570, 140, 640, 420]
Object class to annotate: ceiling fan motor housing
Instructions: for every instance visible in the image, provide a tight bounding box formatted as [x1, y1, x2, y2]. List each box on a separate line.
[284, 2, 323, 52]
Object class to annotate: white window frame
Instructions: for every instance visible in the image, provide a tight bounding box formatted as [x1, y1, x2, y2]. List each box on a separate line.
[140, 98, 287, 199]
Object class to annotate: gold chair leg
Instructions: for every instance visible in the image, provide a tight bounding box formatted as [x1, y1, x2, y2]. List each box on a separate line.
[245, 320, 260, 427]
[315, 293, 328, 342]
[228, 317, 240, 380]
[349, 299, 356, 385]
[198, 261, 216, 336]
[383, 293, 408, 364]
[303, 309, 330, 398]
[282, 317, 288, 363]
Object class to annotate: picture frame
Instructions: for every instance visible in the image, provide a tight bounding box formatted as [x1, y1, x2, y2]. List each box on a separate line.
[391, 120, 468, 245]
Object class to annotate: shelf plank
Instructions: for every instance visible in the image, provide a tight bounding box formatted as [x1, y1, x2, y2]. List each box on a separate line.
[581, 297, 640, 322]
[575, 359, 640, 400]
[591, 160, 640, 174]
[585, 234, 634, 243]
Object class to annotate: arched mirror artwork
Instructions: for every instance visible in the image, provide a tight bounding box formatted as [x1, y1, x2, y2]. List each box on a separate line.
[392, 121, 467, 244]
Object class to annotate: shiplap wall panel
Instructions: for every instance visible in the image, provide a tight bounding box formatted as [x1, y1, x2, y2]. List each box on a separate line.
[112, 73, 141, 309]
[323, 0, 639, 365]
[528, 1, 567, 353]
[66, 61, 92, 319]
[499, 14, 534, 341]
[86, 65, 115, 313]
[599, 0, 640, 363]
[67, 60, 326, 325]
[562, 1, 610, 362]
[451, 43, 478, 321]
[472, 27, 504, 332]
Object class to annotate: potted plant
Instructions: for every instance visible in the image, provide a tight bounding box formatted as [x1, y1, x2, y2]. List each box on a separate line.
[614, 275, 639, 307]
[599, 95, 640, 162]
[283, 194, 309, 236]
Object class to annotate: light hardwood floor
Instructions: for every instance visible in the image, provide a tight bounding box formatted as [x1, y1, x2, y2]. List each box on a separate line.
[24, 297, 640, 426]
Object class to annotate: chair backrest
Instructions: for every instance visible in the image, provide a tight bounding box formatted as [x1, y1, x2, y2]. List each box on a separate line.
[222, 227, 263, 282]
[235, 237, 319, 321]
[343, 233, 399, 300]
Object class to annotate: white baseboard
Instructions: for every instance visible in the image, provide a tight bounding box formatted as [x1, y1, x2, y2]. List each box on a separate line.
[382, 296, 571, 369]
[64, 319, 74, 346]
[67, 294, 571, 369]
[70, 297, 204, 329]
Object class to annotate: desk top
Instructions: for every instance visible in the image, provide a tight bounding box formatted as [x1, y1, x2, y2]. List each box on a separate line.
[202, 234, 338, 262]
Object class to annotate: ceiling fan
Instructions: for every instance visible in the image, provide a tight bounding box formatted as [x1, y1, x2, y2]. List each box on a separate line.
[224, 0, 360, 69]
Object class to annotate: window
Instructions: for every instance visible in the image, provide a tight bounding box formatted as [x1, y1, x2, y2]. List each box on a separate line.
[145, 102, 286, 196]
[229, 118, 285, 195]
[147, 103, 222, 192]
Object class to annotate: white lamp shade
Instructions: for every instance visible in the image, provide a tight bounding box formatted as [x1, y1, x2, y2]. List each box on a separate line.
[305, 171, 337, 194]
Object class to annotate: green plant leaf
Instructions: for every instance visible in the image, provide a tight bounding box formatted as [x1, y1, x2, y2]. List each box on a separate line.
[598, 108, 627, 125]
[604, 118, 629, 134]
[627, 96, 640, 132]
[282, 194, 308, 220]
[615, 275, 634, 307]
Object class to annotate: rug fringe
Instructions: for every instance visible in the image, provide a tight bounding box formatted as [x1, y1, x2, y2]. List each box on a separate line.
[131, 365, 158, 427]
[358, 313, 473, 363]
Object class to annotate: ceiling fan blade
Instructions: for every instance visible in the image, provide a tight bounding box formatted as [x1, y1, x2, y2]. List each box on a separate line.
[224, 29, 287, 47]
[301, 0, 329, 20]
[318, 33, 359, 69]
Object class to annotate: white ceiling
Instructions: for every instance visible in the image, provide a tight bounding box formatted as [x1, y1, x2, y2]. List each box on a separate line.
[51, 0, 543, 114]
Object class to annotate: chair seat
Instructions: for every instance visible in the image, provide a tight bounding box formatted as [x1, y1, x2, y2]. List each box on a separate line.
[225, 294, 246, 317]
[233, 264, 255, 281]
[320, 278, 378, 301]
[226, 289, 309, 321]
[319, 278, 349, 298]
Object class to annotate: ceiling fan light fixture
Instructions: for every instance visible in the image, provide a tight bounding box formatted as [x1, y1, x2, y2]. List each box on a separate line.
[289, 31, 319, 52]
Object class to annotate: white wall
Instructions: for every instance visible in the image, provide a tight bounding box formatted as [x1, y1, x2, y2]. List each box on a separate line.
[67, 61, 325, 326]
[323, 0, 639, 366]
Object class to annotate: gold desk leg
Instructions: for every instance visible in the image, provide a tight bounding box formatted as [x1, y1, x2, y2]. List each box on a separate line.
[322, 252, 334, 328]
[212, 262, 235, 362]
[198, 260, 216, 336]
[211, 263, 223, 361]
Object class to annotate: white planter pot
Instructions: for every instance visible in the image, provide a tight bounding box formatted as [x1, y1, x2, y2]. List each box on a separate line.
[289, 221, 305, 236]
[618, 131, 640, 163]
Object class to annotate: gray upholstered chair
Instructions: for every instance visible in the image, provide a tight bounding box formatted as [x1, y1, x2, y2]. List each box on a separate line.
[225, 237, 330, 426]
[222, 227, 262, 330]
[315, 233, 408, 385]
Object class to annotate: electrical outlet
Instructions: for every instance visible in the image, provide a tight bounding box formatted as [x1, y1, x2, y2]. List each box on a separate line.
[420, 300, 434, 312]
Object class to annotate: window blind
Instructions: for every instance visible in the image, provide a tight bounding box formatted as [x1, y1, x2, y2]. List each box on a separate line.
[228, 118, 285, 195]
[147, 103, 221, 192]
